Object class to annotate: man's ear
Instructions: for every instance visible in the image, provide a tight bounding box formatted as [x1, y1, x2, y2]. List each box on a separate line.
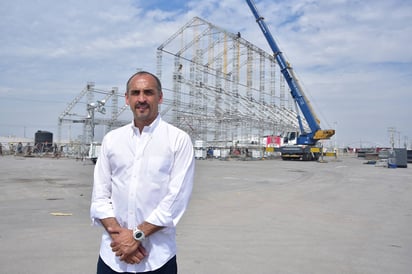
[125, 92, 129, 105]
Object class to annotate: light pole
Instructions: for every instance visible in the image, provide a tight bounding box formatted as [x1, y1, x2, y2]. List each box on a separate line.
[87, 100, 106, 143]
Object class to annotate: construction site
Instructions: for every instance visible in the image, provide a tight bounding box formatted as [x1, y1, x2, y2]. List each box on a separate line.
[50, 16, 316, 161]
[2, 14, 410, 164]
[1, 7, 410, 164]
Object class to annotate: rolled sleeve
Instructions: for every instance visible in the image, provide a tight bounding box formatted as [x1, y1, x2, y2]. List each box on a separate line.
[146, 134, 195, 228]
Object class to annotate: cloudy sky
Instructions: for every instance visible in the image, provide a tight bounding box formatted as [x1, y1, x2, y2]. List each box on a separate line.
[1, 0, 411, 148]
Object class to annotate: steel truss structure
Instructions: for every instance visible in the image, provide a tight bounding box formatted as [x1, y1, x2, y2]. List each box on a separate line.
[156, 17, 307, 145]
[57, 17, 308, 152]
[57, 82, 128, 152]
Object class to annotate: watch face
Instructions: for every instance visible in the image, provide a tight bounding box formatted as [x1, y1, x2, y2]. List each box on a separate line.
[133, 229, 145, 241]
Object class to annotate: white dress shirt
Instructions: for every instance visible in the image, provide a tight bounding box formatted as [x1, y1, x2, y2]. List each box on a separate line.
[90, 115, 195, 273]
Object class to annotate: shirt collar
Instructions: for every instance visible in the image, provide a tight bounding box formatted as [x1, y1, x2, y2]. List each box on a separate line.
[130, 114, 161, 136]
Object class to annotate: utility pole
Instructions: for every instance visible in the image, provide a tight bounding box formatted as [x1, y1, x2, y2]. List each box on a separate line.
[87, 100, 106, 143]
[388, 127, 396, 149]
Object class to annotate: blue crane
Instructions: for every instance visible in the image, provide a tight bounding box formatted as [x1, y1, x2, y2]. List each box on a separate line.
[245, 0, 335, 160]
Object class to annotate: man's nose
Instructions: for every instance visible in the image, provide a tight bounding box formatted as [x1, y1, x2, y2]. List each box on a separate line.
[137, 92, 147, 102]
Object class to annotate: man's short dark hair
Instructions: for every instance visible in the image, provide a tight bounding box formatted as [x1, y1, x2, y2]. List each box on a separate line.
[126, 71, 162, 94]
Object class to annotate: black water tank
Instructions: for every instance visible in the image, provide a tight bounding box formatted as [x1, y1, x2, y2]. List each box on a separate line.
[34, 130, 53, 147]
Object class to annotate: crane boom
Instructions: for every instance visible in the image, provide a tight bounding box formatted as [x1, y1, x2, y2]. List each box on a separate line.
[245, 0, 334, 146]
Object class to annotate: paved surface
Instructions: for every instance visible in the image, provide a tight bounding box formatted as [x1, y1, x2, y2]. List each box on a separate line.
[1, 155, 411, 274]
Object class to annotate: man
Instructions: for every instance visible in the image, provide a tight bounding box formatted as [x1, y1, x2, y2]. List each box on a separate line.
[90, 71, 195, 273]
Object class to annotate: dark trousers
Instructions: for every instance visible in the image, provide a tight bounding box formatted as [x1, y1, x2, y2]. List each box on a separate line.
[97, 256, 177, 274]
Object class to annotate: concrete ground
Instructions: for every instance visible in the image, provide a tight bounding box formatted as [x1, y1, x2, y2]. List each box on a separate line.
[0, 154, 411, 274]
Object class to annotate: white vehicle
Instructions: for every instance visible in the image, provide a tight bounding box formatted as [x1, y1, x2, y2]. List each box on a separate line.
[88, 142, 101, 164]
[194, 140, 207, 160]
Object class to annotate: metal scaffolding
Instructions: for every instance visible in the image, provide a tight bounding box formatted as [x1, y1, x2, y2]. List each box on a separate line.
[56, 16, 308, 154]
[57, 83, 128, 156]
[156, 17, 306, 145]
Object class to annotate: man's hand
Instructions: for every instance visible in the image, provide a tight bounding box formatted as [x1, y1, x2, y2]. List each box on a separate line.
[108, 226, 148, 264]
[122, 245, 148, 264]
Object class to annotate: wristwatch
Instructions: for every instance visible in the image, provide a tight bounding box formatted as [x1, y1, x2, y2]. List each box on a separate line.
[133, 227, 145, 241]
